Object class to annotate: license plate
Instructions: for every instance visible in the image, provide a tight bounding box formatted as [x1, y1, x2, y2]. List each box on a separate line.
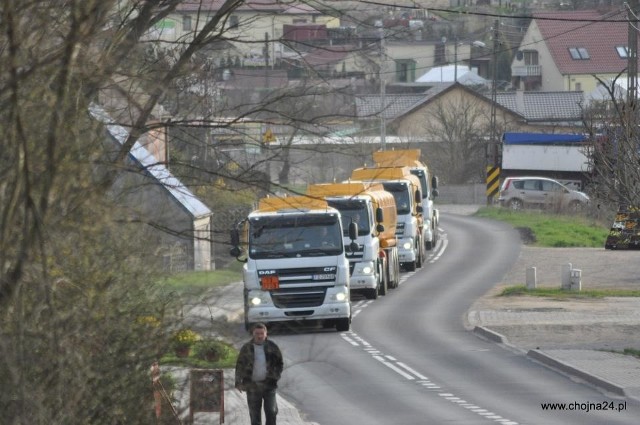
[260, 276, 279, 290]
[313, 274, 335, 280]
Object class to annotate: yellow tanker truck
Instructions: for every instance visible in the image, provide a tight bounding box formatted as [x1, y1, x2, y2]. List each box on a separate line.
[229, 195, 355, 331]
[350, 166, 426, 272]
[373, 149, 439, 250]
[307, 181, 401, 299]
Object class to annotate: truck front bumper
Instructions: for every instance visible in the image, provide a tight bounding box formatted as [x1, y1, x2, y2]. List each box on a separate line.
[247, 302, 351, 324]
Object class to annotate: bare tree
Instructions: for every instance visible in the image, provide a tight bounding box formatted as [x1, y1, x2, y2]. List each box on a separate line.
[582, 75, 640, 207]
[414, 92, 489, 184]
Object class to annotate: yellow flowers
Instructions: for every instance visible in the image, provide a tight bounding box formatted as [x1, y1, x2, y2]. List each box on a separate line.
[171, 328, 201, 350]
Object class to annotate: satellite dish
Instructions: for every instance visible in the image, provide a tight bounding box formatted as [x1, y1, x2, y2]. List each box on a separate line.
[516, 50, 524, 61]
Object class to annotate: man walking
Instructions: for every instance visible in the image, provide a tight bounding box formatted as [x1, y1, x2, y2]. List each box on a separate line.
[235, 322, 284, 425]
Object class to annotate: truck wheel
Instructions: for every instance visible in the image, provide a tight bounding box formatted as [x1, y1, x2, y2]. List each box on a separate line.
[389, 256, 399, 288]
[378, 260, 388, 296]
[365, 287, 378, 300]
[335, 318, 350, 332]
[416, 241, 424, 268]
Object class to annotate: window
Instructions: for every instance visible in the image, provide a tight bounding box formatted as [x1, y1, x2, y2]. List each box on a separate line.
[395, 59, 415, 82]
[569, 47, 590, 60]
[541, 180, 562, 191]
[523, 50, 538, 65]
[229, 15, 239, 29]
[617, 46, 629, 58]
[183, 15, 191, 31]
[522, 179, 541, 191]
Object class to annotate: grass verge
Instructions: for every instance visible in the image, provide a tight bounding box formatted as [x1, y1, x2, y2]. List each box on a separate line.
[158, 261, 243, 298]
[474, 206, 609, 247]
[500, 285, 640, 298]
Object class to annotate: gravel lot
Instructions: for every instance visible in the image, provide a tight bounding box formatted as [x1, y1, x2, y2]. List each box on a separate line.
[439, 204, 640, 351]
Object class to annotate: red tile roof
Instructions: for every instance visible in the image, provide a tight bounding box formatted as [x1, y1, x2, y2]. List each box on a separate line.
[533, 9, 637, 75]
[176, 0, 319, 14]
[297, 45, 356, 67]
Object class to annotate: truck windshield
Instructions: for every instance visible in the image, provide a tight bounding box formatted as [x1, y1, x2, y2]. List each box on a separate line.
[326, 200, 370, 236]
[410, 169, 429, 200]
[248, 214, 343, 259]
[382, 182, 411, 215]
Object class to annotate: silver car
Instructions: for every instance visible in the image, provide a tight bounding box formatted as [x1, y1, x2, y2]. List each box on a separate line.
[498, 177, 589, 211]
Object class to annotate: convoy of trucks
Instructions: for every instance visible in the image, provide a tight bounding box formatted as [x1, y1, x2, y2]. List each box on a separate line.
[230, 149, 438, 331]
[372, 149, 440, 250]
[307, 181, 400, 300]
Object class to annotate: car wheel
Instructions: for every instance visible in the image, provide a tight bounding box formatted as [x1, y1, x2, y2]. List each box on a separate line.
[508, 198, 523, 210]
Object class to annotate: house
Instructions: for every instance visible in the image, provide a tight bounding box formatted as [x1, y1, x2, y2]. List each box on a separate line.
[355, 83, 585, 136]
[90, 105, 214, 272]
[151, 0, 336, 65]
[511, 9, 638, 93]
[494, 90, 584, 128]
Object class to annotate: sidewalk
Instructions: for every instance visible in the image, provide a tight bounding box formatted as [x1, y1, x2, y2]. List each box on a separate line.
[164, 282, 316, 425]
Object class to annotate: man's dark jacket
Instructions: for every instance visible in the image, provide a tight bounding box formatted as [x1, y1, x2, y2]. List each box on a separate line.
[235, 339, 284, 390]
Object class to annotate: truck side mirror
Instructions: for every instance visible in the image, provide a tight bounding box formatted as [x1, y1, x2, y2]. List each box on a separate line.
[375, 207, 384, 223]
[416, 205, 423, 214]
[229, 228, 246, 261]
[432, 188, 439, 198]
[431, 175, 439, 190]
[348, 222, 358, 240]
[415, 190, 422, 204]
[230, 228, 240, 247]
[376, 224, 385, 233]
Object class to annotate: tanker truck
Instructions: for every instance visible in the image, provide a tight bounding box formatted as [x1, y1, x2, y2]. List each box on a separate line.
[373, 149, 440, 250]
[307, 181, 401, 300]
[350, 166, 426, 272]
[229, 195, 354, 332]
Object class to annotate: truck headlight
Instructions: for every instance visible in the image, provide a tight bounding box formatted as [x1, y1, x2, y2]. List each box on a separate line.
[403, 241, 413, 250]
[335, 292, 347, 302]
[354, 261, 374, 275]
[248, 290, 271, 307]
[330, 288, 349, 302]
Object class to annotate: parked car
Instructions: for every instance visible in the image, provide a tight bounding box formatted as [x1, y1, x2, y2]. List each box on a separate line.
[498, 176, 589, 211]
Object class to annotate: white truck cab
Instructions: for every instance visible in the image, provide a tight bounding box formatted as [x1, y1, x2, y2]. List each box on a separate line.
[230, 196, 353, 332]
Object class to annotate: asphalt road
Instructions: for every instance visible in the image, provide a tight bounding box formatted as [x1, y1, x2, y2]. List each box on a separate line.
[272, 213, 640, 424]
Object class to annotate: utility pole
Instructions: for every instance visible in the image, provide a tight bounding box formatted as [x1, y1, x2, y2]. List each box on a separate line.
[624, 0, 638, 204]
[487, 19, 499, 205]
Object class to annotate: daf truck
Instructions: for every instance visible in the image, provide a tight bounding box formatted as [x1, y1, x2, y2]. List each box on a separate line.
[230, 196, 354, 332]
[307, 181, 401, 300]
[350, 166, 426, 272]
[373, 149, 440, 250]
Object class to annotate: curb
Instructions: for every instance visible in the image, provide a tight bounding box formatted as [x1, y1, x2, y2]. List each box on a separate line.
[472, 326, 629, 399]
[526, 349, 626, 397]
[472, 326, 508, 344]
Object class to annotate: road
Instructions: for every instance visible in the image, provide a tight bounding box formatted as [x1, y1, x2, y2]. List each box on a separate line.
[271, 213, 639, 424]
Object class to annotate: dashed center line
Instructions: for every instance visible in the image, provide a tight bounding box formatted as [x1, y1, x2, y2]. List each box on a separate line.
[342, 230, 522, 424]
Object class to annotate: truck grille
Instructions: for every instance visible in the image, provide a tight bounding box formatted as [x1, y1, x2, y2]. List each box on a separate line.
[260, 266, 336, 308]
[272, 287, 327, 308]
